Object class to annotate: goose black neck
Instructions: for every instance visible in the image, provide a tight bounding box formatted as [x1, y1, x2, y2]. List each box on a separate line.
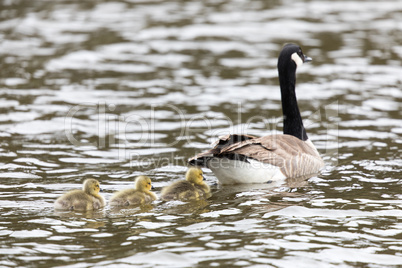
[278, 63, 308, 141]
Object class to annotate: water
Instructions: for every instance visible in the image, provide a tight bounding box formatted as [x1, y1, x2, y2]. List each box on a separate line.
[0, 0, 401, 267]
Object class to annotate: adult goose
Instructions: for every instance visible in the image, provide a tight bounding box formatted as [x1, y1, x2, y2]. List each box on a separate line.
[188, 44, 324, 184]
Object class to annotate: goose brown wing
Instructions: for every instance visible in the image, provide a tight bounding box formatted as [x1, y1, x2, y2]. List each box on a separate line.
[189, 134, 323, 178]
[188, 134, 258, 166]
[219, 134, 323, 177]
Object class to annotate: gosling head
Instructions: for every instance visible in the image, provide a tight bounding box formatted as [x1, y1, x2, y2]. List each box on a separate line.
[278, 43, 312, 70]
[185, 167, 204, 185]
[135, 175, 153, 192]
[83, 178, 101, 195]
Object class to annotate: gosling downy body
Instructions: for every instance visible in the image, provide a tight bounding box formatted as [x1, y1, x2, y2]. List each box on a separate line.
[161, 168, 211, 201]
[109, 175, 157, 206]
[189, 44, 324, 184]
[54, 179, 105, 211]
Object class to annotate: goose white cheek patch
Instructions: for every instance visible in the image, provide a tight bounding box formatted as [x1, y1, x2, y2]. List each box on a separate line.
[291, 52, 303, 67]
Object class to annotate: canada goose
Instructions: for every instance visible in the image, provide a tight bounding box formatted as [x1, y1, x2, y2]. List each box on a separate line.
[161, 167, 211, 201]
[189, 44, 324, 184]
[54, 178, 105, 211]
[109, 175, 157, 206]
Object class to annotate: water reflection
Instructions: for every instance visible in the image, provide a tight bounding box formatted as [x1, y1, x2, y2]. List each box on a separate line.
[109, 203, 155, 215]
[158, 199, 211, 215]
[53, 210, 107, 220]
[0, 0, 402, 267]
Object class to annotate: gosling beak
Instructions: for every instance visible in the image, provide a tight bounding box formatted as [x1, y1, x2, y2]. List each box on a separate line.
[202, 176, 206, 181]
[99, 188, 104, 192]
[303, 55, 312, 63]
[151, 185, 155, 190]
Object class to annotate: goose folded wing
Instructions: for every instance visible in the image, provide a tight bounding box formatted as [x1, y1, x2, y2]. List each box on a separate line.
[188, 134, 258, 166]
[211, 135, 323, 177]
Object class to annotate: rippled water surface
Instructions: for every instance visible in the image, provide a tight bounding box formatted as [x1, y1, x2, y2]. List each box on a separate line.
[1, 0, 402, 267]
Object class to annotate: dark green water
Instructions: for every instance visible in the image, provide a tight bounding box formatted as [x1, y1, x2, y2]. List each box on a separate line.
[0, 0, 401, 267]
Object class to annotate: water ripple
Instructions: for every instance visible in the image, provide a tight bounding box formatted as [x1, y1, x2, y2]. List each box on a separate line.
[0, 0, 401, 267]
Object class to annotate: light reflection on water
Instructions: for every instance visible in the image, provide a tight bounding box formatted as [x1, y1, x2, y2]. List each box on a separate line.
[0, 0, 402, 267]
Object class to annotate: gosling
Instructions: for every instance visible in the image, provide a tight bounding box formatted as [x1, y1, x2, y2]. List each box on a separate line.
[109, 175, 157, 206]
[161, 167, 210, 201]
[54, 178, 105, 211]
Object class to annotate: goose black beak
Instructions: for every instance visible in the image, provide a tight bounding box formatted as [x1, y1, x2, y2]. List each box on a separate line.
[151, 185, 155, 190]
[203, 176, 206, 181]
[304, 56, 312, 63]
[99, 188, 104, 192]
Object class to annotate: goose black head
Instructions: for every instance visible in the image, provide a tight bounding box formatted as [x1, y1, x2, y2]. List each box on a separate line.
[278, 44, 312, 71]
